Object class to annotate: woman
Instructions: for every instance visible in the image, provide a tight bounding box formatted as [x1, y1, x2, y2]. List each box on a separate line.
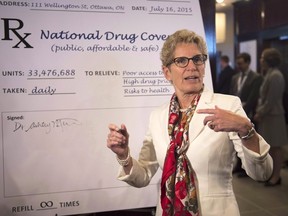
[254, 48, 288, 186]
[107, 29, 272, 216]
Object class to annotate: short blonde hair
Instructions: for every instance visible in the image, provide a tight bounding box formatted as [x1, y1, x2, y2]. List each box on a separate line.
[160, 29, 208, 67]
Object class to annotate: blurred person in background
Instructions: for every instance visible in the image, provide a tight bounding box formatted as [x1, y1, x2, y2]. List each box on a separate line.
[230, 53, 263, 120]
[254, 48, 288, 186]
[216, 55, 237, 94]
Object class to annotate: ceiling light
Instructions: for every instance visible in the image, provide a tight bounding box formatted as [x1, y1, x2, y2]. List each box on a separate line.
[216, 13, 226, 43]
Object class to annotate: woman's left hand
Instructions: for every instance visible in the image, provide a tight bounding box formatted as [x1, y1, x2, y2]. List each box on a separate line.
[197, 105, 250, 135]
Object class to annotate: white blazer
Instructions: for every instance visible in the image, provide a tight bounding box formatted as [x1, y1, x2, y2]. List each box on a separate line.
[118, 87, 273, 216]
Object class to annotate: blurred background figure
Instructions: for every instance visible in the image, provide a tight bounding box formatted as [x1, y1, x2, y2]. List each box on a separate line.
[254, 48, 288, 186]
[280, 60, 288, 169]
[216, 55, 237, 94]
[230, 52, 263, 120]
[230, 52, 263, 177]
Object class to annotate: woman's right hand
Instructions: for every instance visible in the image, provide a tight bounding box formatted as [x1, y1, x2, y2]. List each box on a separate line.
[107, 123, 129, 159]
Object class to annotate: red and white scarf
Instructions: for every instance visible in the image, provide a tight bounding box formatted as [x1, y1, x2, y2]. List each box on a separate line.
[161, 93, 201, 216]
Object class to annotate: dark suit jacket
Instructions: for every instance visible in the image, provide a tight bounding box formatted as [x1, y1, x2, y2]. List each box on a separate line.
[216, 65, 237, 94]
[230, 70, 263, 119]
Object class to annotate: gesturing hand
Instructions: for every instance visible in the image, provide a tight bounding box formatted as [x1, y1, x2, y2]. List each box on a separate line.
[197, 106, 249, 133]
[107, 123, 129, 159]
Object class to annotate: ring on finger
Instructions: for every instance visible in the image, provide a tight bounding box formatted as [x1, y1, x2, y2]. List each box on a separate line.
[209, 123, 215, 129]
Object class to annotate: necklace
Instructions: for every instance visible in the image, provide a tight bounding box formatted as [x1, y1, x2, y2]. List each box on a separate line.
[179, 106, 191, 112]
[179, 92, 202, 112]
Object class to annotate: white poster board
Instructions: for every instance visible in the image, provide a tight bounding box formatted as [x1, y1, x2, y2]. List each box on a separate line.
[0, 1, 212, 215]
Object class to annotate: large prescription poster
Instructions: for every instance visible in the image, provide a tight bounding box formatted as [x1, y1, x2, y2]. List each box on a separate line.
[0, 0, 212, 215]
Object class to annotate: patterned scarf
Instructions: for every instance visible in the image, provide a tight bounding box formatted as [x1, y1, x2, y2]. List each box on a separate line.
[161, 93, 201, 216]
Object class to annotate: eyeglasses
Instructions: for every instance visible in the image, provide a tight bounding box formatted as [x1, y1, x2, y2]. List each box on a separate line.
[168, 54, 208, 68]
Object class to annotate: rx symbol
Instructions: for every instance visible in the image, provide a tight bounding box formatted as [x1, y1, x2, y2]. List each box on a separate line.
[1, 18, 33, 48]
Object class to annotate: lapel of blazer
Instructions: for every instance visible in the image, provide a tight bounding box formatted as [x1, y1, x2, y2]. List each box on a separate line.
[243, 70, 253, 86]
[188, 87, 214, 142]
[231, 73, 241, 94]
